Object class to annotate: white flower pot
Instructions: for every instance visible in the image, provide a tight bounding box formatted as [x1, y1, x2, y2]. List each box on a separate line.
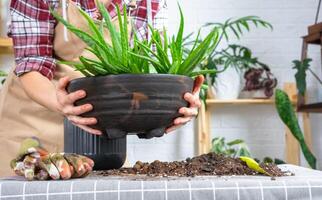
[239, 89, 268, 99]
[211, 67, 242, 100]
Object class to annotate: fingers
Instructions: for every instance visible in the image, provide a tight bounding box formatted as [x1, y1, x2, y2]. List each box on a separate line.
[63, 104, 93, 116]
[192, 75, 205, 94]
[64, 154, 91, 178]
[35, 169, 49, 181]
[50, 153, 72, 180]
[174, 116, 192, 125]
[56, 77, 101, 136]
[68, 115, 97, 126]
[166, 124, 183, 133]
[179, 107, 198, 117]
[40, 155, 61, 180]
[184, 93, 201, 108]
[57, 77, 70, 93]
[38, 153, 94, 180]
[73, 123, 102, 135]
[166, 105, 200, 131]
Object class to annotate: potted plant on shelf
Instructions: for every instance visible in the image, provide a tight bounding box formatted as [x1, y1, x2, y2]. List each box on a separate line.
[197, 17, 274, 99]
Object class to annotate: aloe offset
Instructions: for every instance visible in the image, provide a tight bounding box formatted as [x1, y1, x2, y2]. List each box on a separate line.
[51, 3, 219, 77]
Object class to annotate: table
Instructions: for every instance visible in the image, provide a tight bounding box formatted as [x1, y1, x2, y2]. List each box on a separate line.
[1, 165, 322, 200]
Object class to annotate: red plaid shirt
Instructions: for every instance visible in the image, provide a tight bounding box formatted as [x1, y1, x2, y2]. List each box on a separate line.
[9, 0, 167, 80]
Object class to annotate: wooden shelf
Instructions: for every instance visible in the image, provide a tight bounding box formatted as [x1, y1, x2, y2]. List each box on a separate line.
[206, 98, 275, 105]
[303, 33, 321, 45]
[298, 102, 322, 113]
[0, 37, 13, 47]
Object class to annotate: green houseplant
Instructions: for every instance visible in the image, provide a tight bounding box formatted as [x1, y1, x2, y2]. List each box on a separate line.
[275, 89, 316, 169]
[210, 137, 286, 165]
[189, 17, 273, 99]
[52, 4, 219, 77]
[52, 3, 219, 140]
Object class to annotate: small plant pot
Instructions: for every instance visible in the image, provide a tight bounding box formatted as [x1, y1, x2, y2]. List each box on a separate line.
[239, 89, 270, 99]
[64, 119, 127, 170]
[212, 67, 242, 99]
[67, 74, 194, 139]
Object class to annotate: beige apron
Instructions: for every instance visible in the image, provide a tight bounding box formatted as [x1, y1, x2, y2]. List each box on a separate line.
[0, 0, 128, 176]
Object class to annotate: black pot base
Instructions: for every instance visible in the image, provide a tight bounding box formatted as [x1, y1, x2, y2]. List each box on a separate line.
[137, 127, 165, 139]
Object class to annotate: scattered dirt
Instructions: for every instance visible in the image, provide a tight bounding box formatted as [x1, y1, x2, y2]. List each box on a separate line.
[259, 163, 285, 177]
[99, 153, 289, 178]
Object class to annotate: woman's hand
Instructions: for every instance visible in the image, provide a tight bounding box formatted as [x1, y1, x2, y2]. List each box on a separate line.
[56, 77, 102, 135]
[166, 75, 205, 133]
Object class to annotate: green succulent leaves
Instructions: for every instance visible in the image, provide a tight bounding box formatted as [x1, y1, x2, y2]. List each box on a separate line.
[211, 137, 251, 158]
[292, 58, 312, 96]
[52, 3, 219, 77]
[128, 4, 220, 77]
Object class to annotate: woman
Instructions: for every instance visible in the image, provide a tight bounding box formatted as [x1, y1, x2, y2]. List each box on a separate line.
[0, 0, 203, 176]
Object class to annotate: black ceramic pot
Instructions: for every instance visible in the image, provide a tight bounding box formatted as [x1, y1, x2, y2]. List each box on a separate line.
[67, 74, 194, 139]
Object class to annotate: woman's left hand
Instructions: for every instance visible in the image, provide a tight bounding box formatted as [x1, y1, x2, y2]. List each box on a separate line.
[166, 75, 205, 133]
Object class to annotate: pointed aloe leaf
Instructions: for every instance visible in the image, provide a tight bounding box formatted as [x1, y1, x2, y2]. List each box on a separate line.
[78, 7, 106, 45]
[128, 51, 164, 72]
[97, 2, 122, 60]
[58, 60, 93, 76]
[116, 5, 129, 66]
[163, 26, 168, 53]
[79, 56, 100, 75]
[175, 3, 184, 60]
[180, 31, 215, 74]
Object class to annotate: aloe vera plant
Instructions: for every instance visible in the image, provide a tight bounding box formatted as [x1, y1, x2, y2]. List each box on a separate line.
[51, 3, 219, 77]
[131, 5, 219, 77]
[51, 3, 151, 76]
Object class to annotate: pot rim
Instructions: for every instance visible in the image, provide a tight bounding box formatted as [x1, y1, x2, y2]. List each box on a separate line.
[69, 73, 194, 85]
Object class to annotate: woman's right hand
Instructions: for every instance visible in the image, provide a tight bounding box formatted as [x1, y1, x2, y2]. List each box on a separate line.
[56, 77, 102, 135]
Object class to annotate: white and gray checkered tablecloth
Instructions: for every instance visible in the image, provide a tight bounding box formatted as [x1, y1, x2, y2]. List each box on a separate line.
[1, 164, 322, 200]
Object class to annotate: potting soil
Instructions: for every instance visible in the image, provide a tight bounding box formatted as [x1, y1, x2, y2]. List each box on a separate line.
[100, 153, 287, 177]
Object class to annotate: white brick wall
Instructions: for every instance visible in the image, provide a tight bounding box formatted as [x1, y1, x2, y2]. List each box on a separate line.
[1, 0, 322, 168]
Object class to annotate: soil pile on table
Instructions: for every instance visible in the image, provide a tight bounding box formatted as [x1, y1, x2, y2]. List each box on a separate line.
[100, 153, 287, 177]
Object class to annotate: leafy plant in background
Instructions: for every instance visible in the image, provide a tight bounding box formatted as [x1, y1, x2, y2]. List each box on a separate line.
[293, 58, 322, 96]
[205, 16, 273, 43]
[52, 3, 219, 77]
[210, 137, 286, 165]
[182, 17, 273, 99]
[275, 89, 316, 169]
[210, 137, 251, 158]
[203, 44, 277, 98]
[243, 66, 277, 98]
[199, 17, 274, 94]
[203, 16, 272, 65]
[257, 157, 286, 165]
